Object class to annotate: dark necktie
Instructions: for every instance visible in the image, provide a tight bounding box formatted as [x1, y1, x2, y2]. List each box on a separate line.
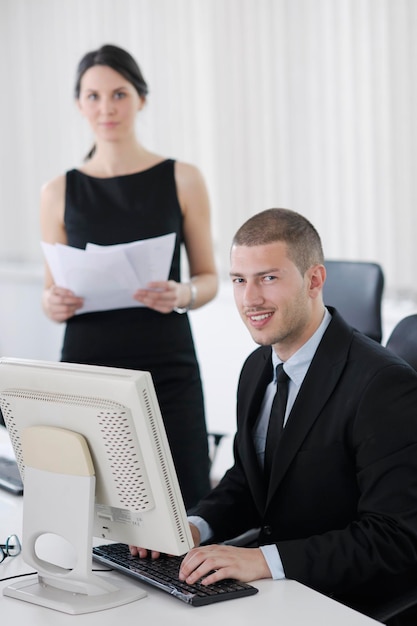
[264, 363, 289, 477]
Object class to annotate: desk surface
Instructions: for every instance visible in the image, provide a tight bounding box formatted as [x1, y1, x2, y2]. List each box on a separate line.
[0, 428, 379, 625]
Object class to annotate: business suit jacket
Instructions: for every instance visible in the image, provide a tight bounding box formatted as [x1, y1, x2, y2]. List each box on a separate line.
[193, 308, 417, 615]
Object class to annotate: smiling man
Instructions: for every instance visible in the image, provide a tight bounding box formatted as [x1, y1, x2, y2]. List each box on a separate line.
[178, 208, 417, 625]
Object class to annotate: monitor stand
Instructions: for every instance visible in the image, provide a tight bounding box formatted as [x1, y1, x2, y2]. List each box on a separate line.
[3, 425, 146, 614]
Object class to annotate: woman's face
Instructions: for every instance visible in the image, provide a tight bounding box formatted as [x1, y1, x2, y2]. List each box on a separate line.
[77, 64, 144, 143]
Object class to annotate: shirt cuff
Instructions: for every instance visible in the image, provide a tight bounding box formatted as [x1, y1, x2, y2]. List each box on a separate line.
[260, 544, 285, 579]
[187, 516, 213, 544]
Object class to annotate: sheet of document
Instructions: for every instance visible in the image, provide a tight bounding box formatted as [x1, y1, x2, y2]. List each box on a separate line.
[41, 233, 176, 314]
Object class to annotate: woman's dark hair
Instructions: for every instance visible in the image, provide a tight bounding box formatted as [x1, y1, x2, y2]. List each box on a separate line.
[74, 43, 148, 100]
[75, 44, 149, 160]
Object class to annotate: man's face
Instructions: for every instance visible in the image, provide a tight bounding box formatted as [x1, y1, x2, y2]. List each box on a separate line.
[230, 241, 320, 358]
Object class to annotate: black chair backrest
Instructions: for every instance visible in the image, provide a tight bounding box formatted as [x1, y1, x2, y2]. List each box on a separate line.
[385, 314, 417, 372]
[323, 260, 384, 343]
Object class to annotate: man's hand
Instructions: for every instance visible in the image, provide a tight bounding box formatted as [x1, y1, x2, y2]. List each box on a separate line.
[178, 544, 271, 585]
[129, 545, 161, 559]
[129, 523, 201, 560]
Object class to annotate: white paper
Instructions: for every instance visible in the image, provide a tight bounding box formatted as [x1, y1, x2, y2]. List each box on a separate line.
[41, 233, 176, 314]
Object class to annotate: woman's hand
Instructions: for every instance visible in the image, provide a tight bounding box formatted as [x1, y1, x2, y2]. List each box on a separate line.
[133, 280, 193, 314]
[42, 285, 84, 322]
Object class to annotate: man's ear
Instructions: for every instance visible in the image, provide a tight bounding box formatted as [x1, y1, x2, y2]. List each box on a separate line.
[308, 264, 326, 297]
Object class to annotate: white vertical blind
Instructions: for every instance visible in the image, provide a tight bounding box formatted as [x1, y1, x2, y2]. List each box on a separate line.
[0, 0, 416, 296]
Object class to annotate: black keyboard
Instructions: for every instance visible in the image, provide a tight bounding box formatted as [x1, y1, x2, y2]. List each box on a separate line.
[93, 543, 258, 606]
[0, 456, 23, 495]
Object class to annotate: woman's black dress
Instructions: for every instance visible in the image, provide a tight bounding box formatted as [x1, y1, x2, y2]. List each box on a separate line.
[61, 159, 211, 509]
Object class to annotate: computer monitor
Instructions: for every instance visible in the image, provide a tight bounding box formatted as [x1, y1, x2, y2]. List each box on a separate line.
[0, 357, 194, 614]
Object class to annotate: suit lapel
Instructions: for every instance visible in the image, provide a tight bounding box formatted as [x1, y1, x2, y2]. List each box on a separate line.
[239, 349, 272, 510]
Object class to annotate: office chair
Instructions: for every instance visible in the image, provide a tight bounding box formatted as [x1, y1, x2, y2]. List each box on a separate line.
[385, 314, 417, 372]
[323, 260, 384, 343]
[360, 314, 417, 623]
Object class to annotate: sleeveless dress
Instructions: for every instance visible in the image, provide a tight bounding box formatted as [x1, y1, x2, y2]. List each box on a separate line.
[62, 159, 211, 509]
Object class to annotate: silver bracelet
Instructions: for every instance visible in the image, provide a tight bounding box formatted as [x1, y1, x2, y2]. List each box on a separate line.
[173, 282, 197, 314]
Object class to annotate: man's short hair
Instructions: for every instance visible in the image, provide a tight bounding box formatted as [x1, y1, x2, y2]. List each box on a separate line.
[232, 208, 324, 275]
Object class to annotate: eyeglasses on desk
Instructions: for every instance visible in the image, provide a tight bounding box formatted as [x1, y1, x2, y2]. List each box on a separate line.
[0, 534, 21, 563]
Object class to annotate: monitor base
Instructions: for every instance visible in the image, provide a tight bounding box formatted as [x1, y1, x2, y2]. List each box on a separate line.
[3, 571, 146, 614]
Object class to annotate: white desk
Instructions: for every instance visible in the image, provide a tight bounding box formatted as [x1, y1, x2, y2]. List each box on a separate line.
[0, 430, 380, 625]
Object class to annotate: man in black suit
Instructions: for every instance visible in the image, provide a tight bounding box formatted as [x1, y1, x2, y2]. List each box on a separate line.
[133, 208, 417, 623]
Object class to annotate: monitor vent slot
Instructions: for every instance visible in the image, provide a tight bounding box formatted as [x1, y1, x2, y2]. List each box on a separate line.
[0, 397, 24, 475]
[97, 410, 154, 511]
[141, 387, 188, 544]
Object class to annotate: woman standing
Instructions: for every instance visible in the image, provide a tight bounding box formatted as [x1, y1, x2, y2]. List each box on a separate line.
[40, 44, 218, 509]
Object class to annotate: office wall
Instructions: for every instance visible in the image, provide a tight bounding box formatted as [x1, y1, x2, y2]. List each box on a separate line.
[1, 0, 417, 294]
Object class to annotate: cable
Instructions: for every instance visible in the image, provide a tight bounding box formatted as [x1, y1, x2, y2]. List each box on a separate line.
[0, 567, 113, 583]
[0, 570, 37, 582]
